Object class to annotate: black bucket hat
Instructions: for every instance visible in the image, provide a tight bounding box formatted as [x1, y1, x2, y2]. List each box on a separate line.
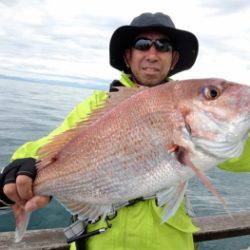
[110, 12, 198, 76]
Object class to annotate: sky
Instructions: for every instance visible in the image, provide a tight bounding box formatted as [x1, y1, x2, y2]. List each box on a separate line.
[0, 0, 250, 89]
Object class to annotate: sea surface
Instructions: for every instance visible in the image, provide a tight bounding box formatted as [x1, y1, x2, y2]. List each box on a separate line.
[0, 79, 250, 250]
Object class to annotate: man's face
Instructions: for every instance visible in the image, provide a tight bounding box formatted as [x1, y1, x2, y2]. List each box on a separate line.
[124, 31, 179, 87]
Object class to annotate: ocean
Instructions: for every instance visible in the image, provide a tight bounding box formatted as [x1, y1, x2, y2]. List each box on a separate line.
[0, 79, 249, 249]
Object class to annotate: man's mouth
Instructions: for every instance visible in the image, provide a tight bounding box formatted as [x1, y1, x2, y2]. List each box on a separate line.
[142, 67, 160, 74]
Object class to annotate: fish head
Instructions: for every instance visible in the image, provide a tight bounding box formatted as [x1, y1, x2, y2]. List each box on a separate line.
[173, 78, 250, 169]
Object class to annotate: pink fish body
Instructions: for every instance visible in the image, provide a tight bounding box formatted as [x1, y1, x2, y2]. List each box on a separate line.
[13, 78, 250, 241]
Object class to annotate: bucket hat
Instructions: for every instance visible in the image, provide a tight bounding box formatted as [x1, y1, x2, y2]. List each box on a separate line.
[109, 12, 198, 76]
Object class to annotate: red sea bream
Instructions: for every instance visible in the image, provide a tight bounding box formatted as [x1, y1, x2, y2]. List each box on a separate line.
[12, 78, 250, 242]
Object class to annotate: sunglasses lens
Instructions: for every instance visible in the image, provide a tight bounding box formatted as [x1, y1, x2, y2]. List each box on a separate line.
[133, 38, 152, 51]
[133, 38, 173, 52]
[155, 39, 173, 52]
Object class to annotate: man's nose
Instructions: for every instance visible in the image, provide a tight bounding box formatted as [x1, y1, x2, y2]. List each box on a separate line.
[145, 46, 159, 62]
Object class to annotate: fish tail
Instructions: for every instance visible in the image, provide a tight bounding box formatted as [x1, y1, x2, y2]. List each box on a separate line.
[12, 204, 31, 242]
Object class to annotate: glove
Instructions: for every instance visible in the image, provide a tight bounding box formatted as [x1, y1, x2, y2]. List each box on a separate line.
[0, 158, 37, 206]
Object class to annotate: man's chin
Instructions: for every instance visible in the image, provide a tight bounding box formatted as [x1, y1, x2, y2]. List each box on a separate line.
[133, 72, 166, 86]
[140, 77, 165, 87]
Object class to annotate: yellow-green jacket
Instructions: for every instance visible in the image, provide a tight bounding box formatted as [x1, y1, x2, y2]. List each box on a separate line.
[11, 73, 250, 250]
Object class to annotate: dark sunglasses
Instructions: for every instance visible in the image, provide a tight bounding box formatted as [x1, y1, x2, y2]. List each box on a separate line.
[132, 38, 174, 52]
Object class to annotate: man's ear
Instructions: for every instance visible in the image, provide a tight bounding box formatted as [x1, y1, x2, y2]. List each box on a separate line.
[124, 49, 131, 68]
[171, 51, 180, 70]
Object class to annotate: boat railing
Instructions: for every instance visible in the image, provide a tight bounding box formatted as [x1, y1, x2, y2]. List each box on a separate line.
[0, 212, 249, 249]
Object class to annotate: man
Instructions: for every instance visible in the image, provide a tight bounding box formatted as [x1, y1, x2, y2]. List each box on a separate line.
[0, 12, 249, 250]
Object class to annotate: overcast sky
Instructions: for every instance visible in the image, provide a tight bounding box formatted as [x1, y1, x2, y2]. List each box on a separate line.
[0, 0, 250, 89]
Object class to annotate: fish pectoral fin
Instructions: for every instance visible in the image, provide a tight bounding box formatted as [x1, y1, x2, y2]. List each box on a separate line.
[165, 144, 179, 153]
[171, 146, 230, 217]
[165, 144, 187, 165]
[56, 196, 112, 223]
[156, 181, 188, 222]
[180, 151, 229, 214]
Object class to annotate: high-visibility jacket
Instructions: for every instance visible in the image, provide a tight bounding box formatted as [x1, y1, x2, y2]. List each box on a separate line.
[11, 73, 250, 250]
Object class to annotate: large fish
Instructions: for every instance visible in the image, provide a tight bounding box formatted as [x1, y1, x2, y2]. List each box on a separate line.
[12, 78, 250, 242]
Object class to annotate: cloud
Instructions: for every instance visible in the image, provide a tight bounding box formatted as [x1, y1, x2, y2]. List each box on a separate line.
[199, 33, 250, 61]
[0, 1, 123, 85]
[0, 0, 19, 6]
[0, 0, 250, 87]
[199, 0, 250, 14]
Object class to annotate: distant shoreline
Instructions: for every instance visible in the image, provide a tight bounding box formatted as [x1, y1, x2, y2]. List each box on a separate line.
[0, 74, 109, 91]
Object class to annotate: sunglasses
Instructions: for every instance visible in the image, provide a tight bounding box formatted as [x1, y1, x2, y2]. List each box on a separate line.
[132, 38, 174, 52]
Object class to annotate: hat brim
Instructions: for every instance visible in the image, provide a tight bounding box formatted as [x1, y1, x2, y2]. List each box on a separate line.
[109, 25, 198, 76]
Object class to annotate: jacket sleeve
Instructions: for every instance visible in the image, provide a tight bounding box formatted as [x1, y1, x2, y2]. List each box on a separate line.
[11, 90, 108, 161]
[218, 134, 250, 172]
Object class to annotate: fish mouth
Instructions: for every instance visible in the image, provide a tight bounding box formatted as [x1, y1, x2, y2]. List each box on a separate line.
[190, 113, 250, 164]
[236, 115, 250, 139]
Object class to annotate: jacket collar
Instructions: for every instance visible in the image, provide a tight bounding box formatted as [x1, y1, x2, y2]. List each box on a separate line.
[119, 72, 173, 88]
[119, 72, 137, 87]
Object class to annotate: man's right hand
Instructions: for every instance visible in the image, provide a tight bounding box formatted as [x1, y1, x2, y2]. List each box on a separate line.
[0, 158, 50, 212]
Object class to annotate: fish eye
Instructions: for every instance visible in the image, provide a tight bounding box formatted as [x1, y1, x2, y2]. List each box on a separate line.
[202, 86, 220, 100]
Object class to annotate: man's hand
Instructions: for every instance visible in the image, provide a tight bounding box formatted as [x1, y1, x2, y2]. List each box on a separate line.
[0, 158, 50, 212]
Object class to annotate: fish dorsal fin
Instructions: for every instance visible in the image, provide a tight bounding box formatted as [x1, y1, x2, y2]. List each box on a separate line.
[36, 127, 79, 170]
[108, 86, 146, 104]
[36, 86, 145, 171]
